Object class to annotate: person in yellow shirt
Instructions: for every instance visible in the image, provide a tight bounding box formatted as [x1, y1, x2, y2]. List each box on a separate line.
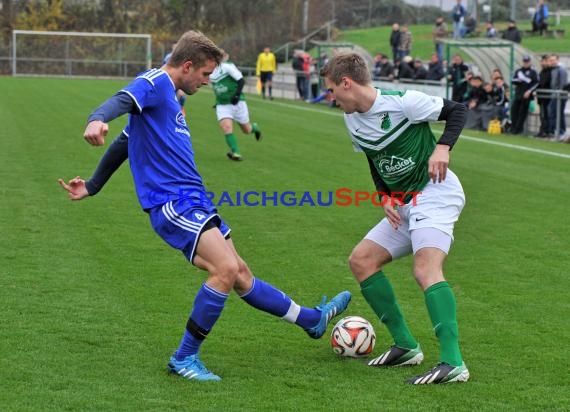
[256, 46, 277, 100]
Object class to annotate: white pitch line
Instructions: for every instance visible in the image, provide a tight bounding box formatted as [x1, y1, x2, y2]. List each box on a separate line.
[258, 98, 570, 160]
[444, 134, 570, 159]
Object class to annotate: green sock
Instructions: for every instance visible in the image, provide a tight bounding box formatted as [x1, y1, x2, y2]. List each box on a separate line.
[360, 271, 417, 349]
[224, 133, 239, 154]
[251, 123, 260, 134]
[425, 281, 463, 366]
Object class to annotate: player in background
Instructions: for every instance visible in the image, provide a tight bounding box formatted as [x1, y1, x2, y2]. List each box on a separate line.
[320, 52, 469, 384]
[255, 46, 277, 100]
[210, 51, 262, 161]
[164, 42, 187, 116]
[58, 31, 351, 381]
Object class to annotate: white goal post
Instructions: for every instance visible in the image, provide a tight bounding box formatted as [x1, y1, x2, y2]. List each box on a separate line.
[12, 30, 152, 78]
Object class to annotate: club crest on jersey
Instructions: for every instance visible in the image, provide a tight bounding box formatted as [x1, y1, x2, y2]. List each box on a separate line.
[378, 113, 391, 131]
[176, 111, 186, 127]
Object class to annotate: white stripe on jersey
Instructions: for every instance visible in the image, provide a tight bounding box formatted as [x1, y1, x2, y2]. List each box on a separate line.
[136, 68, 164, 86]
[162, 202, 201, 233]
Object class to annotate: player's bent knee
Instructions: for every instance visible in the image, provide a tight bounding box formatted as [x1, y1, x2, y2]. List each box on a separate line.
[210, 258, 240, 288]
[348, 249, 377, 281]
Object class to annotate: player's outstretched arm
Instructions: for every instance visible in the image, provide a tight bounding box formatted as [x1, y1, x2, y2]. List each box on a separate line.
[85, 132, 129, 196]
[57, 131, 129, 200]
[58, 176, 89, 201]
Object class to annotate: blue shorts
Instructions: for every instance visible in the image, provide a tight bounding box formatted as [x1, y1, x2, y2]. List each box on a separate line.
[149, 199, 231, 263]
[260, 71, 273, 83]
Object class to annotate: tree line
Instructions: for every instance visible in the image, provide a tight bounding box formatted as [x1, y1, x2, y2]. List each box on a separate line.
[1, 0, 563, 66]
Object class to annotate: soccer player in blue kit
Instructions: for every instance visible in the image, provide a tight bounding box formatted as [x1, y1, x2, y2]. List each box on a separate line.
[59, 31, 350, 381]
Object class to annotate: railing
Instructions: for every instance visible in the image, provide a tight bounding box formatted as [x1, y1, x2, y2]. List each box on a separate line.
[554, 10, 570, 26]
[273, 20, 336, 63]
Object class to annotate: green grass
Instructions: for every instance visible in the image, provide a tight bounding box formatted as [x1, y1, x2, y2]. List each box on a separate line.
[1, 77, 570, 411]
[339, 17, 570, 60]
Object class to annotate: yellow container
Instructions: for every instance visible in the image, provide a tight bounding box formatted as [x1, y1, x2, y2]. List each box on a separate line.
[488, 118, 502, 135]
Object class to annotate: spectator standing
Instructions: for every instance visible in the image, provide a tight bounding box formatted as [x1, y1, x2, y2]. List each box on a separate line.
[535, 54, 552, 137]
[502, 20, 522, 43]
[532, 0, 549, 35]
[302, 52, 312, 101]
[510, 55, 539, 134]
[547, 54, 568, 140]
[389, 23, 401, 63]
[292, 50, 306, 100]
[397, 25, 412, 60]
[451, 0, 466, 39]
[448, 54, 470, 102]
[255, 46, 277, 100]
[433, 16, 447, 62]
[426, 53, 445, 81]
[464, 76, 489, 130]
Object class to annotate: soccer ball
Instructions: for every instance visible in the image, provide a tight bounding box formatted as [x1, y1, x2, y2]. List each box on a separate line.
[331, 316, 376, 357]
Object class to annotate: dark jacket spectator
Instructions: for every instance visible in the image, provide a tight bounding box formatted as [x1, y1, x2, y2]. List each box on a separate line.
[378, 55, 395, 80]
[463, 15, 477, 36]
[510, 56, 539, 134]
[502, 20, 522, 43]
[426, 54, 445, 81]
[448, 54, 470, 102]
[535, 55, 552, 137]
[397, 56, 414, 80]
[413, 59, 428, 80]
[389, 23, 401, 62]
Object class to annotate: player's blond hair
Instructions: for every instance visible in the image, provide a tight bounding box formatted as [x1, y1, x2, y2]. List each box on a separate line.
[320, 52, 371, 85]
[168, 30, 224, 68]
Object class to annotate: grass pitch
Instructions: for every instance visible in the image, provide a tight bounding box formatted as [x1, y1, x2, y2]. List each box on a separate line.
[1, 77, 570, 411]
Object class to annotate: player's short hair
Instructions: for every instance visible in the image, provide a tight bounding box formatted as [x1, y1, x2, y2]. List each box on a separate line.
[320, 52, 371, 86]
[168, 30, 224, 68]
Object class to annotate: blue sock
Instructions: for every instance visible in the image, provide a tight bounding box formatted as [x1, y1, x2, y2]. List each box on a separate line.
[175, 283, 228, 360]
[240, 277, 320, 330]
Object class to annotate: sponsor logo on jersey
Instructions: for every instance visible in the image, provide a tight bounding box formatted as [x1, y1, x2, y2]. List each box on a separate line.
[175, 127, 190, 137]
[379, 155, 415, 176]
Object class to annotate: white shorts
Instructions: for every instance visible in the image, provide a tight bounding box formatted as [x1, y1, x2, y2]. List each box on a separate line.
[215, 101, 250, 124]
[364, 169, 465, 259]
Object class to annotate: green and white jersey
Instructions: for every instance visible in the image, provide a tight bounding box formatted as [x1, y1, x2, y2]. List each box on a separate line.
[345, 88, 443, 198]
[210, 61, 245, 105]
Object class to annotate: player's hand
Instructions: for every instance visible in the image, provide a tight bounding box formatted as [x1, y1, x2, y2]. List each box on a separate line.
[58, 176, 90, 201]
[383, 203, 401, 230]
[84, 120, 108, 146]
[230, 95, 240, 105]
[428, 144, 450, 183]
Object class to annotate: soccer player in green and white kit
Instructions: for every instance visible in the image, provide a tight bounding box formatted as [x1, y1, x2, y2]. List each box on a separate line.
[210, 51, 262, 161]
[321, 52, 470, 384]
